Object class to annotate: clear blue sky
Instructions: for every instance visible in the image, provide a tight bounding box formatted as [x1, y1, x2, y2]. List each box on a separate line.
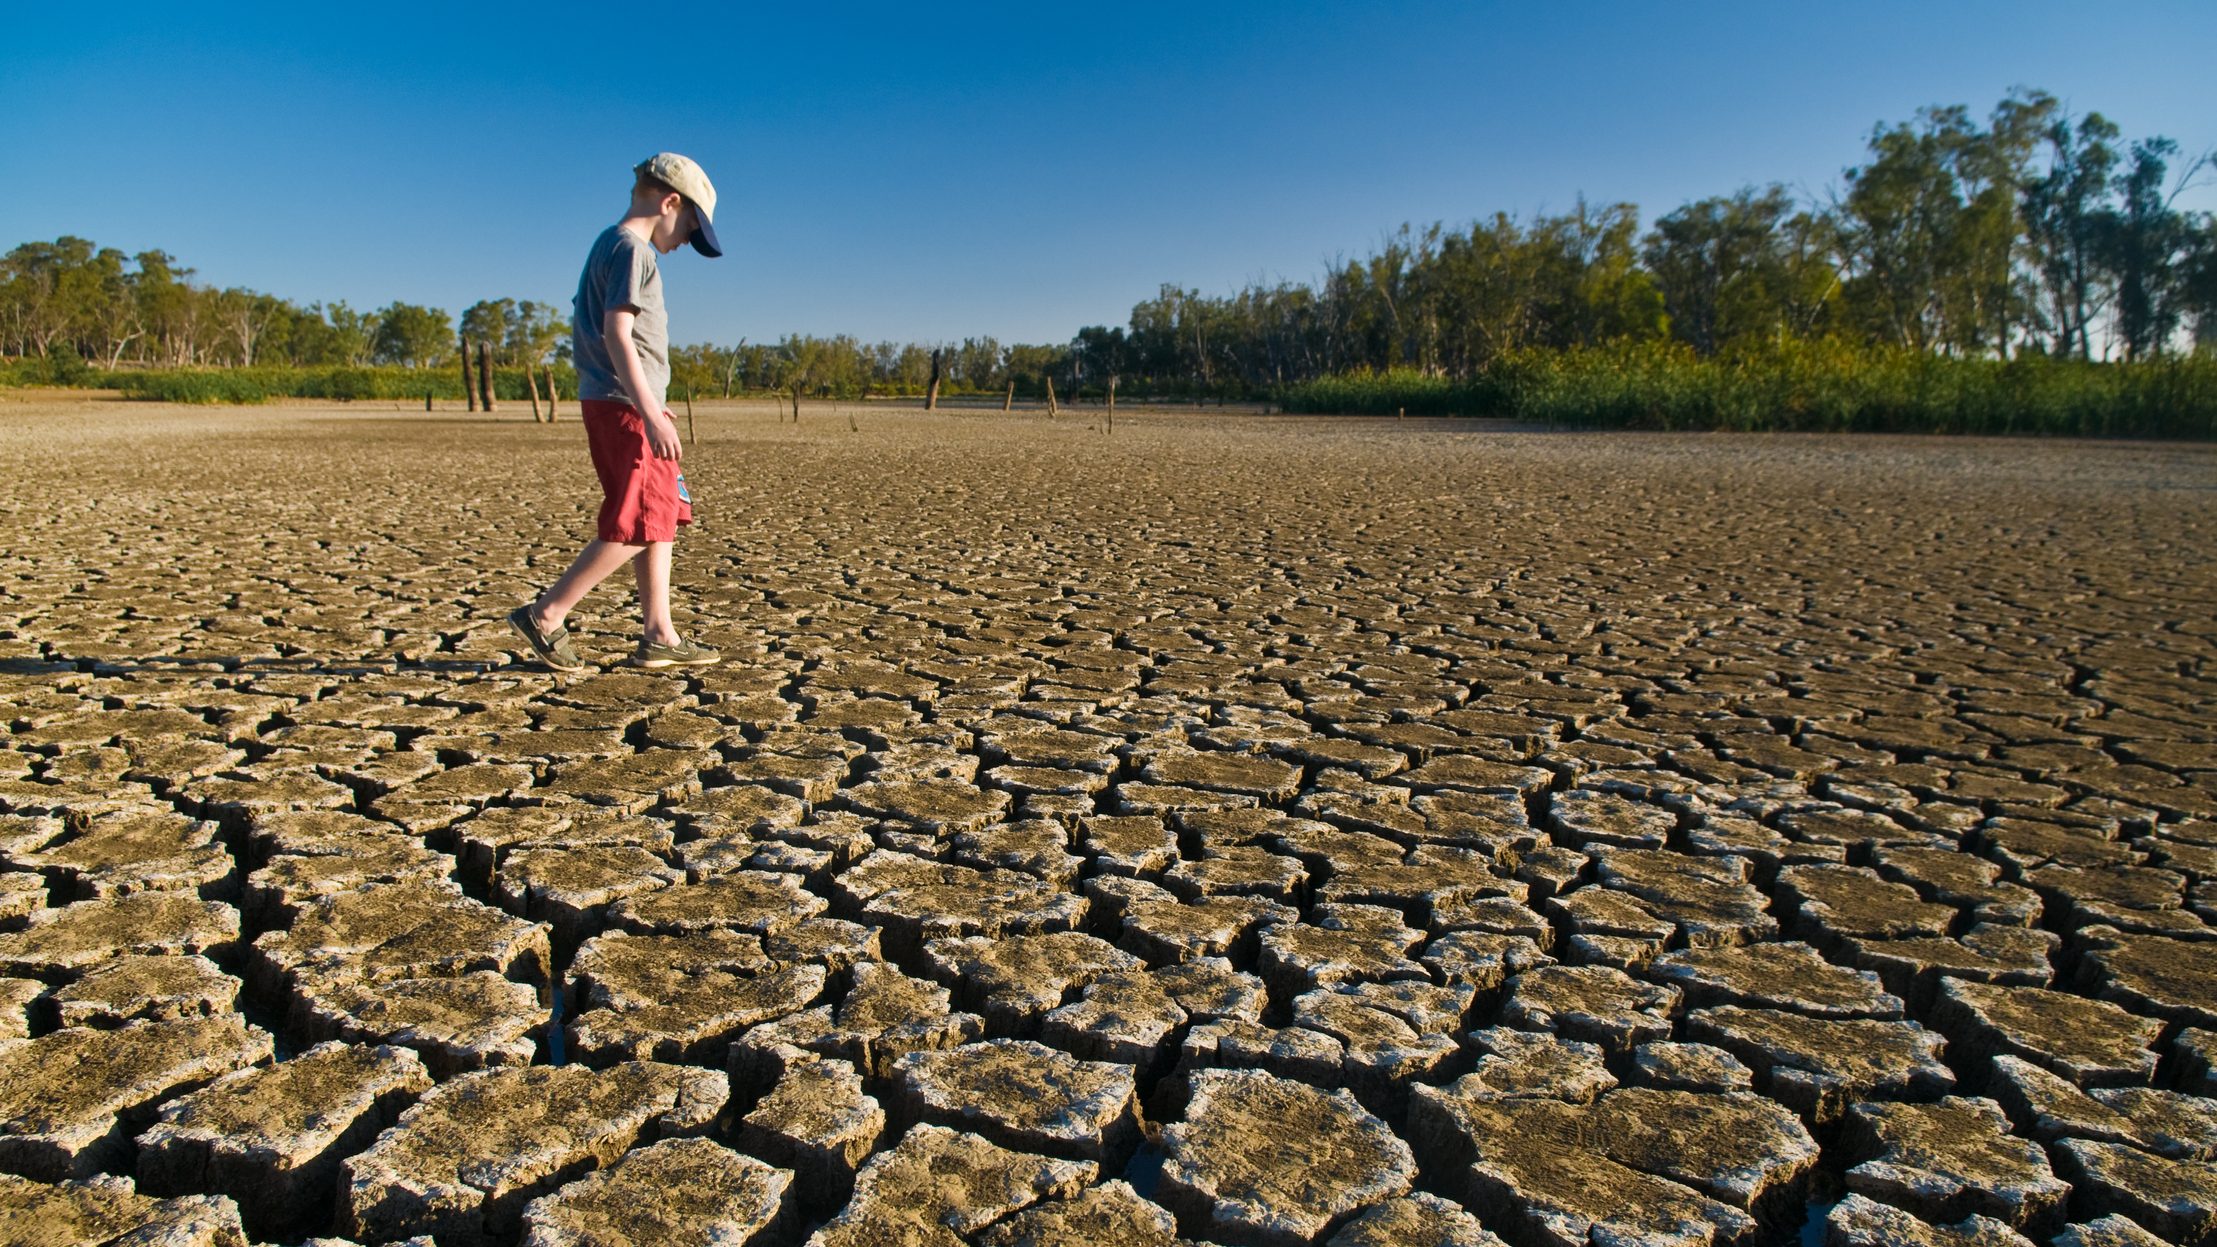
[5, 1, 2212, 347]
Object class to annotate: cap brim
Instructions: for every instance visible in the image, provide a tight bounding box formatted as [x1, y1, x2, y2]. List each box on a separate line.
[688, 209, 722, 258]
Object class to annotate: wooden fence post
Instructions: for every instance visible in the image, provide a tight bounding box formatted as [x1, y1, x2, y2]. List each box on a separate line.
[1003, 380, 1014, 412]
[424, 389, 433, 413]
[476, 341, 495, 413]
[1107, 376, 1116, 435]
[524, 362, 544, 421]
[459, 337, 475, 412]
[544, 366, 559, 420]
[925, 348, 942, 411]
[1045, 377, 1058, 419]
[791, 386, 801, 423]
[684, 385, 696, 444]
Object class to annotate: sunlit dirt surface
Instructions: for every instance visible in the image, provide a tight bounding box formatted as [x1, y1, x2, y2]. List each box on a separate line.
[1, 395, 2212, 1246]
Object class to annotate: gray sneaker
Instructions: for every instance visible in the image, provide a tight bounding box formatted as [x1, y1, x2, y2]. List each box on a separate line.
[625, 638, 721, 668]
[506, 605, 586, 671]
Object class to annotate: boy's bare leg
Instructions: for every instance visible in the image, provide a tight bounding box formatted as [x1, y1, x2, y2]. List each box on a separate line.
[634, 540, 678, 646]
[532, 539, 642, 631]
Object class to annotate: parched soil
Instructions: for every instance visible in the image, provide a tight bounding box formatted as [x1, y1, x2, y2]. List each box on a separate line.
[0, 395, 2213, 1247]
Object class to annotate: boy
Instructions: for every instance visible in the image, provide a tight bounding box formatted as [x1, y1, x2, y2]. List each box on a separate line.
[508, 152, 723, 671]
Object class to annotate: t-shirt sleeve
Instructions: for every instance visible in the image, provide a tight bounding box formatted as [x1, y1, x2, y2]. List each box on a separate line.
[602, 235, 658, 316]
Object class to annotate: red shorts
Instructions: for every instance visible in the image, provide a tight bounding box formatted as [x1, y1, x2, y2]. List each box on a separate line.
[580, 399, 693, 543]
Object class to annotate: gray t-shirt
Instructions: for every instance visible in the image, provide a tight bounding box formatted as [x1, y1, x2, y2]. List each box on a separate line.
[571, 224, 669, 413]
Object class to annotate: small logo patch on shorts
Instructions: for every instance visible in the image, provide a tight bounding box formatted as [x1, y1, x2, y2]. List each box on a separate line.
[675, 473, 692, 503]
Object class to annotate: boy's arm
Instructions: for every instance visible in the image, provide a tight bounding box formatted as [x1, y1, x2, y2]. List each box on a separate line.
[603, 307, 681, 461]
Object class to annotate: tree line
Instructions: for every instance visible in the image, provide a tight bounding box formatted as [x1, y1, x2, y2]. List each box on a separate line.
[0, 239, 1073, 398]
[4, 89, 2212, 402]
[0, 242, 573, 375]
[1079, 91, 2216, 397]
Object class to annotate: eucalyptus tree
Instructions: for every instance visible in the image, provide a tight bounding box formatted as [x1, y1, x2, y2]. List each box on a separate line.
[210, 288, 289, 366]
[314, 301, 376, 366]
[2021, 111, 2121, 358]
[2189, 218, 2217, 353]
[1834, 93, 2054, 354]
[1430, 213, 1552, 370]
[131, 250, 198, 365]
[65, 242, 142, 367]
[0, 237, 97, 357]
[370, 303, 452, 368]
[950, 336, 1005, 389]
[2106, 138, 2205, 358]
[459, 298, 518, 361]
[1540, 198, 1666, 350]
[503, 302, 566, 365]
[1071, 324, 1128, 389]
[1645, 186, 1839, 352]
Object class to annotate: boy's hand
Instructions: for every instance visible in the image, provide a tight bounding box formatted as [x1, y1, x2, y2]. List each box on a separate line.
[646, 411, 683, 461]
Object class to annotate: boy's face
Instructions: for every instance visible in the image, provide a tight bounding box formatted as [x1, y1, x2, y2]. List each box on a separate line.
[647, 193, 696, 255]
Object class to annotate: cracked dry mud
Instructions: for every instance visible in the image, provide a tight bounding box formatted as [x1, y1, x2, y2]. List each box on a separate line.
[0, 395, 2212, 1247]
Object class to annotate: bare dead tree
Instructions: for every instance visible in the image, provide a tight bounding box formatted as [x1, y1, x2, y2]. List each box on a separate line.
[524, 362, 544, 421]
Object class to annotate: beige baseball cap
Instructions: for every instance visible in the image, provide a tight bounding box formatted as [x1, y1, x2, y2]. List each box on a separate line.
[635, 152, 721, 257]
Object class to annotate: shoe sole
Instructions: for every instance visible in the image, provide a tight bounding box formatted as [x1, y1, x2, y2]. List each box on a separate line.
[624, 653, 720, 669]
[505, 609, 587, 671]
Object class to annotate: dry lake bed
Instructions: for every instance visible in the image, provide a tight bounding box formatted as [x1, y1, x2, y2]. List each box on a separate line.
[0, 395, 2212, 1247]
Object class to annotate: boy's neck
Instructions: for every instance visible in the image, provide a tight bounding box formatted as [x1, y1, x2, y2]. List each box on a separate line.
[617, 213, 657, 242]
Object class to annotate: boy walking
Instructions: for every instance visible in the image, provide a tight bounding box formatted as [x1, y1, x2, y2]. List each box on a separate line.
[508, 152, 724, 671]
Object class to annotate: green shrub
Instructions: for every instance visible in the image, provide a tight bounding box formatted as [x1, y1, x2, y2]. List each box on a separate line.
[0, 353, 101, 388]
[104, 364, 580, 405]
[1274, 342, 2217, 439]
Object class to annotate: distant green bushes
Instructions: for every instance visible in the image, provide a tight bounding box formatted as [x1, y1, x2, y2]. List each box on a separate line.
[12, 347, 2215, 439]
[100, 365, 576, 405]
[0, 353, 100, 387]
[1273, 342, 2217, 439]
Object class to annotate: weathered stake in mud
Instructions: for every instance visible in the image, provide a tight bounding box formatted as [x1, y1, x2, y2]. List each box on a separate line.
[459, 336, 475, 413]
[925, 349, 943, 412]
[475, 341, 494, 414]
[525, 365, 544, 423]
